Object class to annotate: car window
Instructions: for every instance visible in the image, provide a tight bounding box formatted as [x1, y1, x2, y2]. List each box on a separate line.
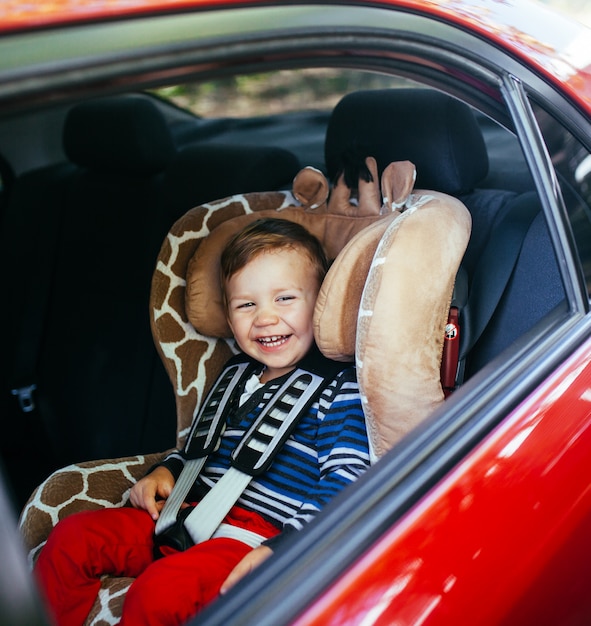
[151, 68, 412, 118]
[531, 100, 591, 297]
[150, 69, 423, 173]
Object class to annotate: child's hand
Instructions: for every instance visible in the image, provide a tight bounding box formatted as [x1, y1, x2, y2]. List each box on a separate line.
[129, 466, 175, 521]
[220, 545, 273, 594]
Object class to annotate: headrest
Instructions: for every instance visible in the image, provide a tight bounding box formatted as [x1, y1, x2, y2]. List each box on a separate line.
[63, 96, 176, 176]
[319, 184, 471, 456]
[325, 89, 489, 195]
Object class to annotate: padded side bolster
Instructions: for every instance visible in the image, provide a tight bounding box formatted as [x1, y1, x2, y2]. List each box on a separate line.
[357, 191, 472, 458]
[19, 453, 165, 563]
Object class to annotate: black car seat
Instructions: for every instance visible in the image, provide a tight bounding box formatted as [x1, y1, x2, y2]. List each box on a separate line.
[324, 88, 566, 384]
[1, 95, 179, 507]
[0, 95, 300, 508]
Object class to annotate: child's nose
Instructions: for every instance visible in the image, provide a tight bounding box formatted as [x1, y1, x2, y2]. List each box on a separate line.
[254, 306, 279, 326]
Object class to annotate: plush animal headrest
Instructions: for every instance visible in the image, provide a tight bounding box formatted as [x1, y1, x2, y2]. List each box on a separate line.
[325, 89, 489, 195]
[319, 180, 471, 455]
[152, 159, 471, 458]
[185, 157, 410, 339]
[63, 96, 177, 176]
[312, 160, 472, 456]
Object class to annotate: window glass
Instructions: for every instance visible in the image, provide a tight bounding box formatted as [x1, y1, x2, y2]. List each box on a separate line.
[532, 101, 591, 297]
[150, 68, 419, 173]
[151, 68, 413, 118]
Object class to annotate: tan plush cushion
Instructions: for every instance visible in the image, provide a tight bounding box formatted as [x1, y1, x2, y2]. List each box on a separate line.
[313, 213, 400, 360]
[357, 191, 471, 457]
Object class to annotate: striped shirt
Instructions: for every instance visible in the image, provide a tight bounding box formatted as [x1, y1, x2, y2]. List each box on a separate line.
[160, 358, 370, 540]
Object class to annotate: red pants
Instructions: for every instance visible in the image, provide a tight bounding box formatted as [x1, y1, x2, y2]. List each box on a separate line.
[34, 506, 279, 626]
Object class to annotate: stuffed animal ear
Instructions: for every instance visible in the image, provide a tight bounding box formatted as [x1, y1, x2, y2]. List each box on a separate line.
[357, 157, 382, 216]
[381, 160, 416, 211]
[292, 166, 329, 210]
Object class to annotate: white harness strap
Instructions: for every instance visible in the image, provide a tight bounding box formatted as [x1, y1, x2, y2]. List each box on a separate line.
[155, 362, 250, 535]
[184, 467, 253, 544]
[183, 369, 324, 544]
[155, 457, 207, 535]
[212, 523, 267, 548]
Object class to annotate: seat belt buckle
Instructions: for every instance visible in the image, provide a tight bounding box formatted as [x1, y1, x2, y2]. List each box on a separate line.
[11, 384, 37, 413]
[441, 307, 460, 398]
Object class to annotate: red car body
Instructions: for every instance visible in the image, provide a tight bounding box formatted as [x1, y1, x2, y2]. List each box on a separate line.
[1, 1, 591, 625]
[297, 340, 591, 625]
[2, 0, 591, 108]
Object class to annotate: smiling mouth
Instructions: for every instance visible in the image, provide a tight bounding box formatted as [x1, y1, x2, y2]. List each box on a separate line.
[257, 335, 290, 348]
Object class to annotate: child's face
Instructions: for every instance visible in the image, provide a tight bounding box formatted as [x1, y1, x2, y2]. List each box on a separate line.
[225, 247, 320, 382]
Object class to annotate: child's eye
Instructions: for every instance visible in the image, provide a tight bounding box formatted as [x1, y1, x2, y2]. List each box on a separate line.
[277, 295, 295, 302]
[236, 301, 255, 309]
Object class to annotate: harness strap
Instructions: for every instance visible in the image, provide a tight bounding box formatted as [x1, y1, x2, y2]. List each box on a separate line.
[155, 361, 251, 535]
[185, 467, 253, 545]
[183, 369, 324, 544]
[155, 458, 207, 535]
[232, 371, 320, 475]
[185, 362, 252, 458]
[211, 523, 267, 548]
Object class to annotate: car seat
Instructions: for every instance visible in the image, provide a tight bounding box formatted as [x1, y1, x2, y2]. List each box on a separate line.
[19, 156, 470, 624]
[325, 88, 566, 384]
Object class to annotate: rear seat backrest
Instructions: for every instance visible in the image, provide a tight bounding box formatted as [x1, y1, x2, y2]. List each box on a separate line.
[162, 142, 300, 221]
[1, 94, 301, 507]
[324, 88, 566, 383]
[459, 192, 566, 375]
[1, 96, 180, 499]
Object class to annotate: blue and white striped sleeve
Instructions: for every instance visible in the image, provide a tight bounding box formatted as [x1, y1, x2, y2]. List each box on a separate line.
[284, 367, 370, 532]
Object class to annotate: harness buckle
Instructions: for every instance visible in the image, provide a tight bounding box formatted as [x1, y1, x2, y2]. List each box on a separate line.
[11, 384, 37, 413]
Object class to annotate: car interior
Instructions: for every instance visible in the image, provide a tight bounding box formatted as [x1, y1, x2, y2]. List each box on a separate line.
[2, 0, 591, 618]
[0, 65, 572, 623]
[0, 70, 568, 503]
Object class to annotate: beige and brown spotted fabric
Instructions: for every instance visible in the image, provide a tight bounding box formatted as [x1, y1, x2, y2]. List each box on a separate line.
[18, 162, 470, 625]
[19, 454, 163, 623]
